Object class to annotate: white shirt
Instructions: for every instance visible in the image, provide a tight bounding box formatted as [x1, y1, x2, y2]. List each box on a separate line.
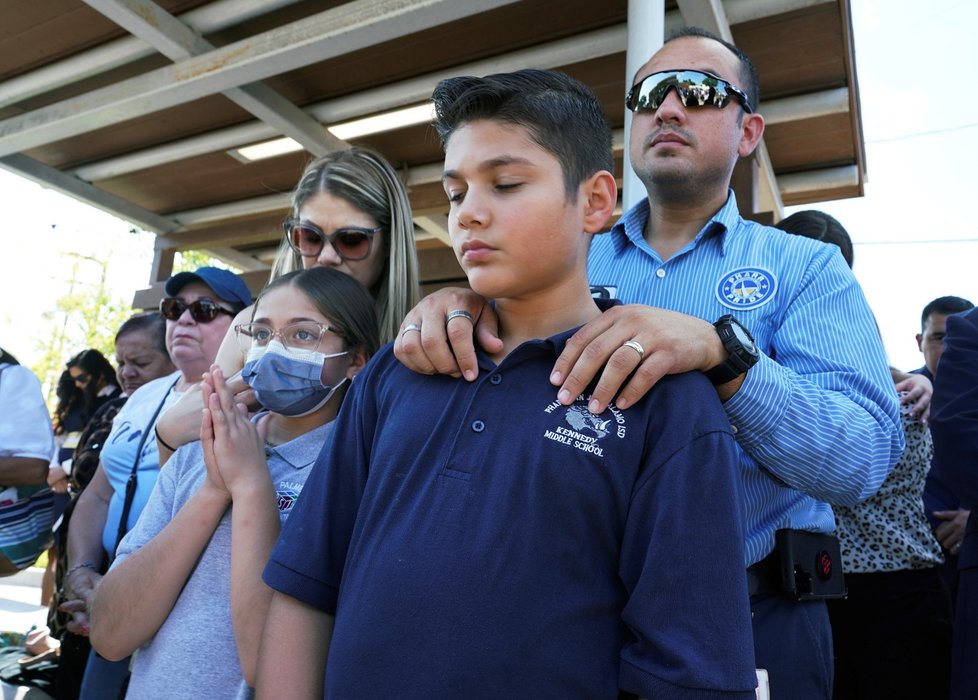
[0, 363, 55, 463]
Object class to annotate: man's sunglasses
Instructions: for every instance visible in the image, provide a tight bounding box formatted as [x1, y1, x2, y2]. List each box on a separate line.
[625, 69, 753, 114]
[159, 297, 236, 323]
[284, 219, 382, 261]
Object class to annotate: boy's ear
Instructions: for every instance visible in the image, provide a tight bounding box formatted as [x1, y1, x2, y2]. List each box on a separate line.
[581, 170, 618, 234]
[345, 347, 370, 381]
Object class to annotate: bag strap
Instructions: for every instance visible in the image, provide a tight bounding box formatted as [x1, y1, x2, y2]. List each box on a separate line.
[113, 376, 179, 556]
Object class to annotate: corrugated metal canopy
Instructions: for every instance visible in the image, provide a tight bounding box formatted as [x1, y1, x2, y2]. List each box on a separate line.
[0, 0, 866, 302]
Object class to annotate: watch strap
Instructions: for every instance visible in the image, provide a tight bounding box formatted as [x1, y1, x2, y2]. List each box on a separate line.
[705, 315, 757, 386]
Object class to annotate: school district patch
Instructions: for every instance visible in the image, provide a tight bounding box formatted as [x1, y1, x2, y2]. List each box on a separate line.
[715, 267, 777, 310]
[276, 489, 299, 513]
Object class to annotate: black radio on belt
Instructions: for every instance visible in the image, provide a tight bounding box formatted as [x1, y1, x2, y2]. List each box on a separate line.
[775, 529, 847, 601]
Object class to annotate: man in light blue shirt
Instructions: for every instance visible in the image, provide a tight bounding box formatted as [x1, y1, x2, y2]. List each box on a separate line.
[396, 28, 902, 700]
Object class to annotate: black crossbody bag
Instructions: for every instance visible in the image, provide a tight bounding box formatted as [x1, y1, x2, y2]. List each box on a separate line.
[112, 377, 179, 556]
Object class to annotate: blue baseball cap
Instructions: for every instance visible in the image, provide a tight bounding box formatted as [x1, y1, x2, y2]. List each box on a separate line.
[164, 266, 253, 309]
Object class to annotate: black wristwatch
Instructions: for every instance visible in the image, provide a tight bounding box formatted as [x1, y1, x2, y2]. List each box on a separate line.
[704, 315, 760, 385]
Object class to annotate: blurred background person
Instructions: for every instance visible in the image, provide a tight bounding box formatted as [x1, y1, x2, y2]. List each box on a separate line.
[929, 305, 978, 700]
[65, 349, 122, 424]
[0, 346, 55, 575]
[44, 350, 123, 606]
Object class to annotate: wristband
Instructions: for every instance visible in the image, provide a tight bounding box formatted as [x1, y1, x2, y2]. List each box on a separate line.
[66, 561, 98, 577]
[154, 425, 177, 452]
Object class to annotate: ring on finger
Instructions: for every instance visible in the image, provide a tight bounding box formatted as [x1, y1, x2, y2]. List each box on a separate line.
[446, 309, 475, 324]
[622, 339, 645, 360]
[401, 323, 422, 337]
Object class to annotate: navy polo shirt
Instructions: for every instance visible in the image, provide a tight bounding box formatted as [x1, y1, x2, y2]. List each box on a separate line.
[265, 323, 757, 698]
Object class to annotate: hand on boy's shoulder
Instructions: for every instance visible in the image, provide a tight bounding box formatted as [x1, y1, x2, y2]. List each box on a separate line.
[550, 304, 732, 414]
[394, 287, 501, 381]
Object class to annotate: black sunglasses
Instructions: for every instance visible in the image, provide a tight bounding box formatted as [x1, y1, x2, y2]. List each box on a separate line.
[626, 69, 753, 114]
[284, 219, 382, 261]
[159, 297, 236, 323]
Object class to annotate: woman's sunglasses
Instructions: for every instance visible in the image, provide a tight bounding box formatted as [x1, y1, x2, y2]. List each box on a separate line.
[284, 219, 382, 261]
[625, 69, 753, 114]
[159, 297, 235, 323]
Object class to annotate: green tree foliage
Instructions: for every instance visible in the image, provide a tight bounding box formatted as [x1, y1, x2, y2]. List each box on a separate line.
[30, 254, 132, 410]
[174, 250, 225, 273]
[26, 244, 231, 411]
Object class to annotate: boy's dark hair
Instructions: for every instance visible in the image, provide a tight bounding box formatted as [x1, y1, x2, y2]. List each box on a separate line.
[921, 296, 974, 329]
[431, 68, 614, 198]
[667, 27, 760, 117]
[776, 210, 855, 269]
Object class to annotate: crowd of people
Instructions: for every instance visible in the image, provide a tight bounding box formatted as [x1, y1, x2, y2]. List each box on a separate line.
[0, 26, 974, 700]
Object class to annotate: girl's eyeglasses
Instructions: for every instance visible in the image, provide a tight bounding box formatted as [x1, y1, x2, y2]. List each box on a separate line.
[234, 322, 342, 354]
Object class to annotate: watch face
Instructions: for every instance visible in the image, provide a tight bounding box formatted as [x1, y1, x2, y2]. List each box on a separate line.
[731, 322, 756, 352]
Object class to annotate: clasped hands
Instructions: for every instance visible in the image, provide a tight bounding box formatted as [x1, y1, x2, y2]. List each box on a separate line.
[200, 365, 270, 502]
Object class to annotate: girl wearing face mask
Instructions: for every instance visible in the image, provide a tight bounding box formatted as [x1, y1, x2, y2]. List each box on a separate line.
[88, 268, 379, 700]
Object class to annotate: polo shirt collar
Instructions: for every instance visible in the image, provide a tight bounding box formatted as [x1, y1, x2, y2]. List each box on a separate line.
[474, 299, 621, 368]
[262, 415, 333, 470]
[608, 189, 742, 257]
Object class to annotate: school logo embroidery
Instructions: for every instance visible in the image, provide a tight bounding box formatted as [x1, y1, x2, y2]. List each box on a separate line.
[276, 488, 299, 513]
[716, 267, 777, 310]
[542, 399, 627, 457]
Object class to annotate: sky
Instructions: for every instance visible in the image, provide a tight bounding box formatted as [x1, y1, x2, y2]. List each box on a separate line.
[1, 0, 976, 373]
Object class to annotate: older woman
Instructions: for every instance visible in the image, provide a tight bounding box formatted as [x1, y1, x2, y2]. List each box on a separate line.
[61, 266, 252, 700]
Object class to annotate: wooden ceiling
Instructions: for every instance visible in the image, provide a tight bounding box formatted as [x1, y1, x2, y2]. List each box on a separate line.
[0, 0, 865, 302]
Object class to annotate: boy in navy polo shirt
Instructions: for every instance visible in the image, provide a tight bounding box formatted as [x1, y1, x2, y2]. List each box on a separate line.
[257, 69, 756, 699]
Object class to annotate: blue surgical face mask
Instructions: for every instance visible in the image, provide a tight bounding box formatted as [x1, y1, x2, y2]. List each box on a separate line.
[241, 340, 348, 417]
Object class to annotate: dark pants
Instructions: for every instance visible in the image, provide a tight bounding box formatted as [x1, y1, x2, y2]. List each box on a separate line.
[78, 650, 129, 700]
[827, 567, 952, 700]
[950, 522, 978, 700]
[54, 633, 90, 700]
[752, 592, 833, 700]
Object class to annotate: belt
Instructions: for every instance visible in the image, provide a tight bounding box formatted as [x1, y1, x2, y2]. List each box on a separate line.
[747, 550, 781, 597]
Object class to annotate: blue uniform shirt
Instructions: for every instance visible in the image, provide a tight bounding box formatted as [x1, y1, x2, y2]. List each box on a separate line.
[587, 193, 903, 565]
[266, 323, 757, 699]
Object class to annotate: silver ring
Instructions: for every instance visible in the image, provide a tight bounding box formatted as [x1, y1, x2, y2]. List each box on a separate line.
[622, 339, 645, 360]
[446, 309, 475, 324]
[401, 323, 422, 336]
